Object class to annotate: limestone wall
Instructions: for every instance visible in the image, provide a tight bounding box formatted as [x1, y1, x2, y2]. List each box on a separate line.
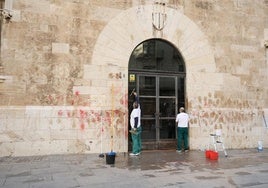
[0, 0, 267, 156]
[0, 105, 127, 156]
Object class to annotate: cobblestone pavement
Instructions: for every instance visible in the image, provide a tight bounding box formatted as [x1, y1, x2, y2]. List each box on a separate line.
[0, 149, 267, 188]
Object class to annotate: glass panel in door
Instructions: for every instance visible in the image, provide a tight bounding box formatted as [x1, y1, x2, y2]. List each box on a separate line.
[140, 98, 156, 140]
[159, 98, 176, 139]
[159, 77, 176, 139]
[139, 75, 156, 141]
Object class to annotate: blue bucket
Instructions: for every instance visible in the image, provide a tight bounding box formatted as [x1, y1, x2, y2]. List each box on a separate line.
[106, 152, 116, 164]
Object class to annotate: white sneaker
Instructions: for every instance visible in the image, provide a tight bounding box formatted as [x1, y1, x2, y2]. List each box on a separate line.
[129, 152, 140, 156]
[176, 150, 182, 153]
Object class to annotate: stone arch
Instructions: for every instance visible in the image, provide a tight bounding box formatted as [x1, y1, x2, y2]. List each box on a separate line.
[91, 5, 215, 74]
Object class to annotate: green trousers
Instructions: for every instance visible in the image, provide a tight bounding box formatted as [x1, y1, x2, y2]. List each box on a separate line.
[131, 127, 142, 154]
[177, 127, 189, 150]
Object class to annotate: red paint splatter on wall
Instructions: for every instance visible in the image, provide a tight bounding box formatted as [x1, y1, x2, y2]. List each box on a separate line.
[53, 88, 128, 133]
[58, 110, 63, 116]
[77, 109, 88, 130]
[67, 111, 72, 118]
[79, 109, 87, 119]
[120, 93, 128, 106]
[80, 123, 85, 130]
[104, 111, 112, 125]
[48, 95, 53, 101]
[55, 108, 128, 134]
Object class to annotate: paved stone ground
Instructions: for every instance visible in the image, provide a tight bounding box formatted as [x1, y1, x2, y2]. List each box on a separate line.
[0, 149, 267, 188]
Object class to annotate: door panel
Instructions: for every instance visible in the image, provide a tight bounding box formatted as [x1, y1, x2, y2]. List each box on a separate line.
[140, 98, 156, 117]
[159, 98, 176, 139]
[141, 119, 156, 140]
[159, 77, 175, 96]
[132, 74, 178, 149]
[139, 76, 156, 96]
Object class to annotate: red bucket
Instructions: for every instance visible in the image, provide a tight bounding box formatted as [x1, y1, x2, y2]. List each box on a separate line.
[210, 151, 219, 160]
[205, 150, 212, 158]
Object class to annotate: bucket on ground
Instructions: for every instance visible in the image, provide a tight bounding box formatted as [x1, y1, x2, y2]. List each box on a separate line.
[205, 150, 212, 158]
[205, 150, 218, 160]
[106, 151, 116, 164]
[209, 151, 219, 160]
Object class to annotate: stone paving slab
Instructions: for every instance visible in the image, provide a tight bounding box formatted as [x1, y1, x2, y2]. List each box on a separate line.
[0, 149, 267, 188]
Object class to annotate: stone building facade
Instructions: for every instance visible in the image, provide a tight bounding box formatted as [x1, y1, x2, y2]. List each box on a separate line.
[0, 0, 267, 157]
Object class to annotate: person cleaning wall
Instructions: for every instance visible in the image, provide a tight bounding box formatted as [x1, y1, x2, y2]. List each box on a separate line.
[129, 92, 142, 156]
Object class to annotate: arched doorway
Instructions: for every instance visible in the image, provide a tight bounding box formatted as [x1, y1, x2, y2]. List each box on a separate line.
[128, 39, 186, 150]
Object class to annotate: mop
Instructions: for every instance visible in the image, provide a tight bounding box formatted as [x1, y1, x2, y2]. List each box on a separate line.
[99, 110, 104, 158]
[258, 111, 268, 151]
[263, 111, 267, 128]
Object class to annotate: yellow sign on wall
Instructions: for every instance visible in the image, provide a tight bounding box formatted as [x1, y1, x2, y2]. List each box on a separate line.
[129, 74, 135, 82]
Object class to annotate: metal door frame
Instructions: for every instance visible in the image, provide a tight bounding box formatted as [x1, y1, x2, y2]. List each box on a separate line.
[132, 72, 181, 149]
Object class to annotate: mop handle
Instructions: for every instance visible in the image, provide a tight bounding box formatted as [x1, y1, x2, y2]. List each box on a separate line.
[263, 112, 267, 128]
[130, 88, 135, 96]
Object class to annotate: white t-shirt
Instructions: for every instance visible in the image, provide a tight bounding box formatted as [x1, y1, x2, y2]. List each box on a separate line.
[130, 107, 141, 128]
[176, 112, 189, 128]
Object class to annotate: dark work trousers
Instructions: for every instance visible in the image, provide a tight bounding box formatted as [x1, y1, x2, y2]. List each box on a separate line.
[131, 127, 142, 154]
[177, 127, 189, 151]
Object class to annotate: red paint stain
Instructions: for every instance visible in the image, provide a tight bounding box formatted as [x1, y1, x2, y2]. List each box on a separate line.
[56, 108, 126, 132]
[67, 111, 72, 118]
[120, 93, 128, 106]
[80, 123, 85, 130]
[114, 110, 120, 115]
[104, 111, 112, 125]
[87, 111, 101, 124]
[58, 110, 63, 116]
[48, 95, 53, 101]
[96, 114, 101, 122]
[79, 109, 87, 118]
